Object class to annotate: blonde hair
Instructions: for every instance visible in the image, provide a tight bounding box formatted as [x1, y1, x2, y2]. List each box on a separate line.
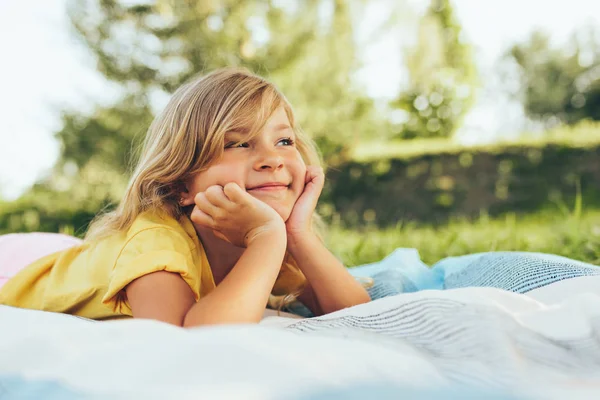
[85, 67, 325, 311]
[85, 67, 322, 241]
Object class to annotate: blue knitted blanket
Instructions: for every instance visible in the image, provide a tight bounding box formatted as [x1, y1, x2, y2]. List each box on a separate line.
[284, 250, 600, 316]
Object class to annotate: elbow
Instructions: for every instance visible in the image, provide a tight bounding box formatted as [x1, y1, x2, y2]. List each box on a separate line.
[182, 314, 196, 328]
[182, 311, 212, 328]
[317, 299, 371, 316]
[359, 289, 372, 305]
[182, 309, 262, 328]
[344, 293, 372, 311]
[350, 290, 372, 310]
[329, 290, 372, 315]
[182, 312, 208, 328]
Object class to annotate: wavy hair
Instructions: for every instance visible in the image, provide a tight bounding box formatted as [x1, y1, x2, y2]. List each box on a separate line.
[85, 67, 322, 241]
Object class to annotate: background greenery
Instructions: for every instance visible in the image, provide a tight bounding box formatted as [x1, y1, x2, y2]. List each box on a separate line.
[1, 0, 600, 267]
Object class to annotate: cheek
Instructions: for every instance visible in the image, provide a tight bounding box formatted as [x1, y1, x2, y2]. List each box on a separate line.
[291, 150, 306, 173]
[189, 164, 244, 195]
[214, 163, 244, 180]
[208, 163, 246, 185]
[290, 156, 307, 195]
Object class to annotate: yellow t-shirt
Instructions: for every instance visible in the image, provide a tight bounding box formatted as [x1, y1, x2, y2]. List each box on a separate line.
[0, 210, 306, 320]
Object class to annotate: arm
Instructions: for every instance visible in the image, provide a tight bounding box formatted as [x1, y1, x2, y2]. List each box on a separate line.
[289, 233, 371, 316]
[284, 166, 370, 316]
[127, 182, 288, 327]
[127, 228, 286, 327]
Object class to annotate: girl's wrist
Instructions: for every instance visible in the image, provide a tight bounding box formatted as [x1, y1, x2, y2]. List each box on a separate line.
[246, 223, 286, 248]
[286, 230, 319, 254]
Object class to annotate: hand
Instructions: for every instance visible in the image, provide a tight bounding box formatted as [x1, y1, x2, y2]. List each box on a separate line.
[190, 183, 285, 248]
[286, 166, 325, 238]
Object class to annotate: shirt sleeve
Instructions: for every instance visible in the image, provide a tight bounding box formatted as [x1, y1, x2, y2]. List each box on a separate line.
[102, 227, 201, 315]
[271, 253, 307, 296]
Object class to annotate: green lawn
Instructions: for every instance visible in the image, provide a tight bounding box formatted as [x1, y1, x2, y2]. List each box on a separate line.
[327, 209, 600, 267]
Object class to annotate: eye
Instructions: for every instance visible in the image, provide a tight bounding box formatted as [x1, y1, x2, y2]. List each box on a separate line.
[225, 141, 249, 149]
[277, 137, 295, 146]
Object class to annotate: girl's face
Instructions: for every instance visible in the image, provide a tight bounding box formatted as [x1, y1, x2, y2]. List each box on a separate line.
[182, 106, 307, 221]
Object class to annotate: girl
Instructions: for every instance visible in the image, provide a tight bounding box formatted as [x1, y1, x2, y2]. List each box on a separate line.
[0, 68, 371, 326]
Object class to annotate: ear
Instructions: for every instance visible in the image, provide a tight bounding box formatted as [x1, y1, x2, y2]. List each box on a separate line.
[178, 181, 196, 207]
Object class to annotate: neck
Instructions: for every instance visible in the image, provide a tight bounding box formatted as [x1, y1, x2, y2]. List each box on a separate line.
[194, 225, 245, 285]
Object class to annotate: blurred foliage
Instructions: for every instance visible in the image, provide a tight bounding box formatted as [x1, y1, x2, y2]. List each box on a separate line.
[0, 0, 394, 235]
[351, 120, 600, 162]
[4, 0, 600, 271]
[322, 123, 600, 227]
[0, 160, 128, 237]
[390, 0, 478, 139]
[61, 0, 384, 174]
[508, 28, 600, 125]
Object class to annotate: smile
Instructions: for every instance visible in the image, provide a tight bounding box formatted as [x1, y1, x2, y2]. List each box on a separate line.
[248, 185, 289, 192]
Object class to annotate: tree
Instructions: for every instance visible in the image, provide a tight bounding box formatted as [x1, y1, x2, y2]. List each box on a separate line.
[59, 0, 378, 171]
[0, 0, 380, 234]
[508, 28, 600, 125]
[391, 0, 478, 139]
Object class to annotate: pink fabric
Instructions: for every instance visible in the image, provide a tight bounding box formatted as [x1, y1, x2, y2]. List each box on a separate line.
[0, 232, 83, 289]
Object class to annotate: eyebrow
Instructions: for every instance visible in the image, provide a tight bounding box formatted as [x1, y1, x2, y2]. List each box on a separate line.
[225, 124, 292, 138]
[274, 124, 292, 131]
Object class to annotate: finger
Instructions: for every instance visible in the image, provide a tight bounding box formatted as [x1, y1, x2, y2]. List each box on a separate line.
[190, 206, 215, 228]
[222, 182, 249, 205]
[212, 230, 231, 244]
[194, 192, 220, 217]
[205, 185, 233, 209]
[305, 166, 325, 184]
[304, 166, 325, 194]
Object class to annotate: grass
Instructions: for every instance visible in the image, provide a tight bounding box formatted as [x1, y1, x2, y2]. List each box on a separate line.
[327, 208, 600, 267]
[335, 121, 600, 267]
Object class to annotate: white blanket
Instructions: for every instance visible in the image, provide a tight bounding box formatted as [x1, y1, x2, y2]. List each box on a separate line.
[2, 281, 600, 399]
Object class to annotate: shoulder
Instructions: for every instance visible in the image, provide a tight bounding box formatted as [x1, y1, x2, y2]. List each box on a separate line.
[124, 209, 199, 253]
[102, 210, 206, 313]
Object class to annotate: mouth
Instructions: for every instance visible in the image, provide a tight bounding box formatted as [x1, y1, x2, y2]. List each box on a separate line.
[247, 183, 291, 191]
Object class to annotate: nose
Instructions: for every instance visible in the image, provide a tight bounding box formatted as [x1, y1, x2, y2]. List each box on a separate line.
[253, 146, 284, 171]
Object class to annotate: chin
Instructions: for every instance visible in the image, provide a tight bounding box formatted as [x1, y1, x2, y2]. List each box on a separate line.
[257, 201, 289, 221]
[249, 193, 296, 222]
[273, 206, 292, 221]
